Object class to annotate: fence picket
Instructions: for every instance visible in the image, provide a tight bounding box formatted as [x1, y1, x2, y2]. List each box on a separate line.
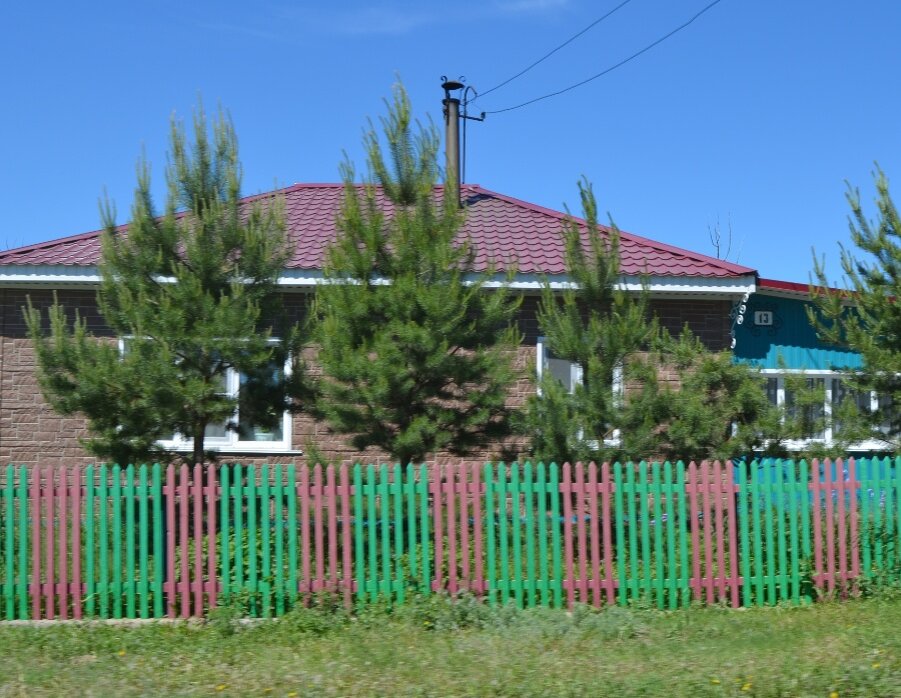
[561, 462, 574, 608]
[472, 463, 484, 597]
[613, 462, 627, 607]
[651, 462, 664, 609]
[4, 466, 14, 619]
[587, 462, 601, 608]
[260, 464, 271, 616]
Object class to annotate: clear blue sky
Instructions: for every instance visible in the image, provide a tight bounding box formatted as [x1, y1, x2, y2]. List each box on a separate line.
[3, 0, 900, 284]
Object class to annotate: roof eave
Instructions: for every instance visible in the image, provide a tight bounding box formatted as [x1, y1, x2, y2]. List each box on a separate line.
[0, 264, 756, 297]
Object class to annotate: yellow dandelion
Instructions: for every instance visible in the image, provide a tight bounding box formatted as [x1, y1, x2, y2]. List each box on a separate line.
[872, 662, 881, 669]
[116, 650, 126, 657]
[215, 685, 227, 692]
[829, 692, 839, 698]
[710, 678, 720, 685]
[741, 683, 752, 692]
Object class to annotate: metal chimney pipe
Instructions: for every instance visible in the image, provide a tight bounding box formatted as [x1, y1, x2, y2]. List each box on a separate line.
[442, 79, 464, 204]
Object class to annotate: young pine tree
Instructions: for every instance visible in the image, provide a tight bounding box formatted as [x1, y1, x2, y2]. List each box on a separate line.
[311, 85, 521, 465]
[524, 179, 656, 464]
[810, 166, 901, 451]
[26, 107, 302, 465]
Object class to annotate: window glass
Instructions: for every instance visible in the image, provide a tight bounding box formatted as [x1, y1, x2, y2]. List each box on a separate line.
[785, 377, 825, 439]
[546, 355, 575, 393]
[237, 364, 284, 442]
[765, 377, 778, 407]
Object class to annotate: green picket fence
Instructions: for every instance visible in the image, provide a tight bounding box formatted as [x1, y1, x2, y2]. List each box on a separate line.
[1, 458, 899, 620]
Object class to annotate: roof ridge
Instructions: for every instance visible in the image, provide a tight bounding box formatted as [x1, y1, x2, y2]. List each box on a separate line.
[465, 185, 757, 276]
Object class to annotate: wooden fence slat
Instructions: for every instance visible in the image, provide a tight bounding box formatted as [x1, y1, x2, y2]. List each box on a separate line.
[575, 462, 588, 606]
[587, 462, 601, 608]
[687, 461, 701, 603]
[724, 461, 740, 608]
[300, 465, 311, 597]
[207, 463, 217, 612]
[315, 464, 325, 595]
[340, 463, 352, 608]
[392, 463, 404, 604]
[260, 465, 271, 617]
[651, 462, 665, 609]
[378, 464, 390, 601]
[125, 464, 135, 620]
[824, 459, 837, 595]
[164, 464, 176, 618]
[523, 461, 537, 608]
[328, 465, 339, 595]
[700, 461, 714, 605]
[536, 462, 549, 607]
[485, 463, 497, 605]
[459, 464, 471, 594]
[562, 462, 574, 609]
[137, 465, 148, 619]
[510, 464, 524, 607]
[613, 462, 627, 606]
[847, 458, 860, 582]
[3, 466, 14, 620]
[472, 463, 484, 597]
[712, 461, 727, 604]
[601, 462, 615, 606]
[432, 463, 443, 594]
[835, 458, 849, 593]
[446, 463, 457, 596]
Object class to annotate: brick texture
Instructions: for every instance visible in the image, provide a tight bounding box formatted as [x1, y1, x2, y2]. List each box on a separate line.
[1, 288, 732, 467]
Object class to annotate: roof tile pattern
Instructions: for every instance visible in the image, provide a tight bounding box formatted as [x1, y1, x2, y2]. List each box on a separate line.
[0, 184, 755, 278]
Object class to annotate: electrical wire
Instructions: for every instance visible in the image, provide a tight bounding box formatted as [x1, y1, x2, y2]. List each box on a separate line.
[483, 0, 725, 115]
[474, 0, 636, 103]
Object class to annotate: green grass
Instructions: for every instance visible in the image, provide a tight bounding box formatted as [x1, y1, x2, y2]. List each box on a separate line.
[0, 597, 899, 697]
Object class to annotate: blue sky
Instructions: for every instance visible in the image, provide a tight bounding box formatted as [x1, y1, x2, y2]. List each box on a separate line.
[3, 0, 900, 283]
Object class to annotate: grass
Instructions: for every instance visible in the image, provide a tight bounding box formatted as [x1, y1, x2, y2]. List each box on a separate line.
[0, 597, 899, 697]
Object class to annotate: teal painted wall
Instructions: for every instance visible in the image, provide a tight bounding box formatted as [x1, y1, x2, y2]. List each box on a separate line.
[733, 292, 861, 370]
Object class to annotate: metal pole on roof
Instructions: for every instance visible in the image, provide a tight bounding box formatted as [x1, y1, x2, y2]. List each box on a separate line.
[441, 78, 463, 205]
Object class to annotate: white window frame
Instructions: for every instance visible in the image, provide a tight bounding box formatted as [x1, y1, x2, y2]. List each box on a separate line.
[536, 336, 623, 445]
[762, 369, 890, 451]
[118, 338, 295, 454]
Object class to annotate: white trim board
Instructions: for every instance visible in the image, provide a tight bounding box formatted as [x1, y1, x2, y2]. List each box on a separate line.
[0, 264, 756, 297]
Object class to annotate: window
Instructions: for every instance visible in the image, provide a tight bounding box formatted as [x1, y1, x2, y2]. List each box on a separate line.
[536, 337, 582, 395]
[120, 339, 293, 453]
[763, 370, 891, 449]
[163, 360, 292, 453]
[536, 337, 623, 445]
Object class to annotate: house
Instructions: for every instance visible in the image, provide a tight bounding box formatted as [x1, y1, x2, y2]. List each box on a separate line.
[733, 277, 889, 454]
[0, 182, 766, 465]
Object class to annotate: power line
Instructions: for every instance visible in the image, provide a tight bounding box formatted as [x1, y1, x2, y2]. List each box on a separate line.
[474, 0, 636, 103]
[483, 0, 726, 116]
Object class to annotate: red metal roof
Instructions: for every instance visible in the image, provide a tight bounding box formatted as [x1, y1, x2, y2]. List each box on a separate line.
[0, 184, 756, 278]
[758, 277, 850, 297]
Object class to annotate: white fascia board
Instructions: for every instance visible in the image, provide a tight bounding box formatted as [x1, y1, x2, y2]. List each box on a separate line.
[280, 270, 757, 296]
[0, 265, 102, 285]
[1, 265, 757, 297]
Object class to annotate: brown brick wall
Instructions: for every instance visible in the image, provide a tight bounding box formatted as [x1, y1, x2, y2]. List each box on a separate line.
[0, 288, 732, 466]
[651, 298, 733, 351]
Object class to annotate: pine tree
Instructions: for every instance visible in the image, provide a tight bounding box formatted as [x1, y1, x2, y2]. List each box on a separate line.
[524, 179, 655, 463]
[26, 107, 301, 465]
[311, 85, 521, 465]
[525, 181, 808, 465]
[622, 329, 784, 462]
[810, 166, 901, 451]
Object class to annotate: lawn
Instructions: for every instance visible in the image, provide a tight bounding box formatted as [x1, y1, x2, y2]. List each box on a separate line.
[0, 597, 898, 697]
